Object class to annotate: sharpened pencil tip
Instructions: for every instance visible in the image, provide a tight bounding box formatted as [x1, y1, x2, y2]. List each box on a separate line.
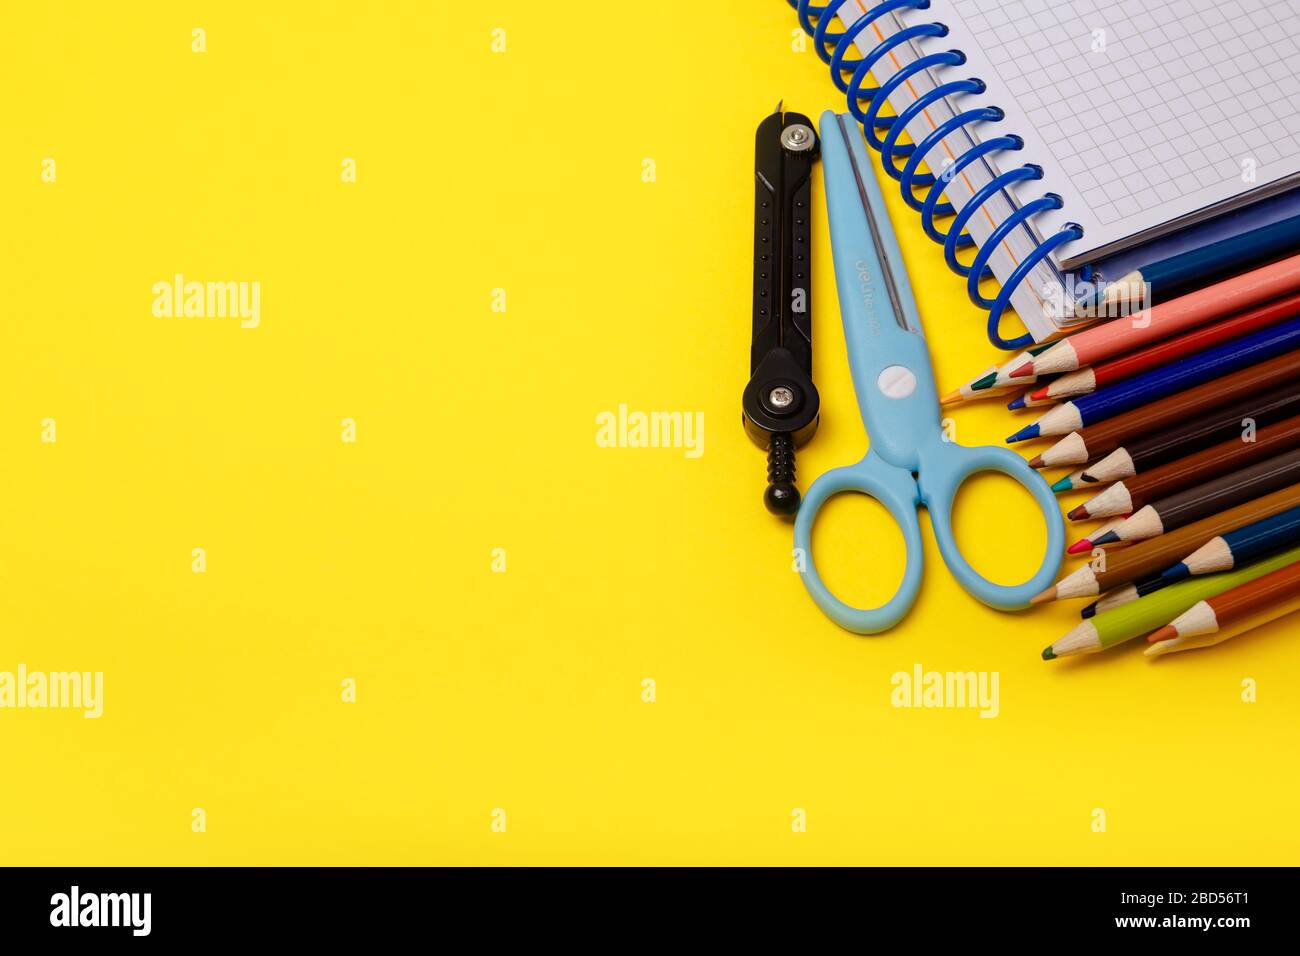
[1079, 472, 1099, 483]
[1080, 602, 1097, 619]
[1147, 625, 1177, 645]
[1066, 539, 1092, 555]
[1007, 395, 1026, 410]
[1041, 646, 1056, 661]
[1052, 476, 1075, 493]
[1029, 587, 1056, 606]
[939, 390, 962, 406]
[1160, 563, 1190, 582]
[1028, 455, 1045, 468]
[1006, 423, 1040, 443]
[1008, 362, 1034, 378]
[1092, 531, 1119, 546]
[1067, 504, 1088, 519]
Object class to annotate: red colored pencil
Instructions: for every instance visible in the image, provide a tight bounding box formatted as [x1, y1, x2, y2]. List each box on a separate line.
[1028, 289, 1300, 404]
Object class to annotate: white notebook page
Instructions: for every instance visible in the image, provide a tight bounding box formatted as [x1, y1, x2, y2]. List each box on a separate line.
[923, 0, 1300, 268]
[831, 1, 1069, 340]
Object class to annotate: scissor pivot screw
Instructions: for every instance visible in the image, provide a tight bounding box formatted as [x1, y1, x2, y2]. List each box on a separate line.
[768, 386, 796, 409]
[780, 124, 815, 153]
[877, 365, 918, 399]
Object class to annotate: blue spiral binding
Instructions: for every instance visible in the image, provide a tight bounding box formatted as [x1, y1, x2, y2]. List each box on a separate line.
[789, 0, 1084, 350]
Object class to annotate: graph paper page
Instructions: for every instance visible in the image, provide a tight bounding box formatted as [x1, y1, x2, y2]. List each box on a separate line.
[918, 0, 1300, 266]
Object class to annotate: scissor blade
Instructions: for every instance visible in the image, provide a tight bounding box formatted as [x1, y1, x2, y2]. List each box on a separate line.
[835, 115, 914, 333]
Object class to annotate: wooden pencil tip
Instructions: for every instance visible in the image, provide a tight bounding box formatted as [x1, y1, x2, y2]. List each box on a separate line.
[1067, 504, 1088, 520]
[1147, 625, 1177, 645]
[1145, 638, 1182, 658]
[1008, 362, 1035, 378]
[1029, 587, 1056, 606]
[1066, 539, 1092, 555]
[1028, 455, 1045, 469]
[939, 390, 962, 406]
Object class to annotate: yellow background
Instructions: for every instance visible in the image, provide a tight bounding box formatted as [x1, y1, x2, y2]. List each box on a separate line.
[1, 1, 1296, 865]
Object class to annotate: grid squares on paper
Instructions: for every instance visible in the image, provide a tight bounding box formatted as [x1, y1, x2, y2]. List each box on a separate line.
[949, 0, 1300, 227]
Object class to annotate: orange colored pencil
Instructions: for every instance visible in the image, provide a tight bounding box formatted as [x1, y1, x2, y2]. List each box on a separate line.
[1147, 559, 1300, 645]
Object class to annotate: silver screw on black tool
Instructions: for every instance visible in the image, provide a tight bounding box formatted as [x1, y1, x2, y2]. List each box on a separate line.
[769, 386, 795, 409]
[781, 124, 816, 153]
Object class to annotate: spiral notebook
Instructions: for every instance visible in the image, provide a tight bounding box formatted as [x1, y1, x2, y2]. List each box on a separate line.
[793, 0, 1300, 348]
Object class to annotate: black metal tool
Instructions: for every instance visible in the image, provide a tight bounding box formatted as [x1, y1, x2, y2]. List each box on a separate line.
[743, 103, 820, 517]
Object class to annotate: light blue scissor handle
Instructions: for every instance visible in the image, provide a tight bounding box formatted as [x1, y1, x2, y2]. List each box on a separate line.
[797, 111, 1063, 633]
[794, 436, 1064, 635]
[795, 450, 924, 634]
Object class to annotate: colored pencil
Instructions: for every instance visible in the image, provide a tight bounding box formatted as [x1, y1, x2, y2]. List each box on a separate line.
[1085, 212, 1300, 313]
[1158, 504, 1300, 581]
[1013, 252, 1300, 378]
[1073, 381, 1300, 483]
[1006, 317, 1300, 442]
[1030, 290, 1300, 404]
[1148, 557, 1300, 643]
[941, 380, 1018, 405]
[1029, 352, 1300, 469]
[1050, 468, 1091, 494]
[1082, 447, 1300, 547]
[1080, 575, 1169, 619]
[941, 342, 1055, 404]
[976, 342, 1056, 391]
[1147, 592, 1300, 656]
[1030, 482, 1300, 603]
[1066, 516, 1131, 557]
[1042, 544, 1300, 659]
[941, 364, 998, 405]
[1007, 390, 1053, 410]
[1070, 415, 1300, 520]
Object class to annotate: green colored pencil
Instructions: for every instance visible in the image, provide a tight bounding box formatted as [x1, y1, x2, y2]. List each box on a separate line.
[971, 342, 1056, 392]
[1041, 544, 1300, 659]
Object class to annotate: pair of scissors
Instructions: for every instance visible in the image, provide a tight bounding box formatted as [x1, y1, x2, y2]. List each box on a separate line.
[793, 113, 1064, 634]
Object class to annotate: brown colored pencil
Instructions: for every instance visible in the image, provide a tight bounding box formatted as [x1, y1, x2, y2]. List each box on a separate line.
[1084, 447, 1300, 546]
[1074, 380, 1300, 484]
[1030, 482, 1300, 603]
[1071, 414, 1300, 520]
[1029, 350, 1300, 469]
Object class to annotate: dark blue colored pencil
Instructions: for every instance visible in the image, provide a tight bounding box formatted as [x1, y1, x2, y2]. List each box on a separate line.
[1007, 317, 1300, 442]
[1082, 212, 1300, 311]
[1160, 504, 1300, 581]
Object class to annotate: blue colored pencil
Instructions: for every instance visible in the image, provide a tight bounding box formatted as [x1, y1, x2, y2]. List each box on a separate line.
[1160, 504, 1300, 582]
[1007, 316, 1300, 442]
[1083, 212, 1300, 312]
